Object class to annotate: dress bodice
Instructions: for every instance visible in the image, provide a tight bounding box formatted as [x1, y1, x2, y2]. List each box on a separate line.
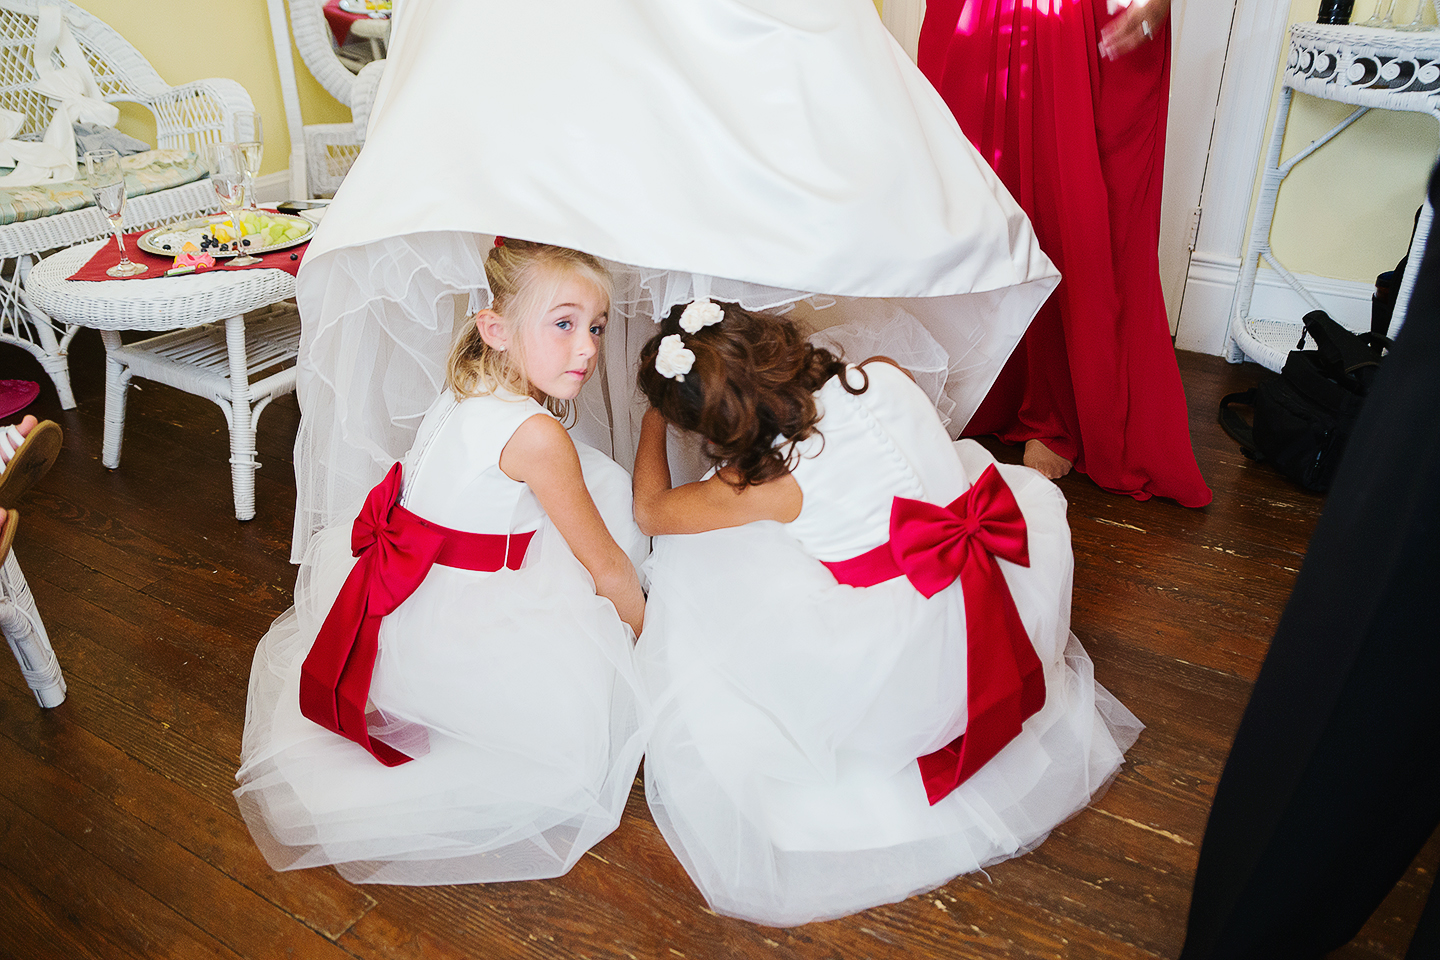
[400, 390, 551, 534]
[785, 362, 970, 561]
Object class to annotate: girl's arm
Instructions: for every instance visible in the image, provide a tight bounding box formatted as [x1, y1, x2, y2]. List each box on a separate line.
[632, 407, 801, 537]
[500, 414, 645, 635]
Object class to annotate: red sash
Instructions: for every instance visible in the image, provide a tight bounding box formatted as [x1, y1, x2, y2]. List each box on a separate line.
[298, 463, 534, 766]
[821, 465, 1046, 804]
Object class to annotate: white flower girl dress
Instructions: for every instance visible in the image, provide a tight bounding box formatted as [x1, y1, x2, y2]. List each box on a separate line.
[235, 390, 649, 884]
[639, 360, 1143, 926]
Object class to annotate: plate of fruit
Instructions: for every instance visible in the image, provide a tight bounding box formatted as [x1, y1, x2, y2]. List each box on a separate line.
[137, 212, 316, 259]
[338, 0, 391, 15]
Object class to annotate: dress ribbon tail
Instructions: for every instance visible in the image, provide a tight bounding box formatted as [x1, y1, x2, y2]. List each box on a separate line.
[299, 462, 447, 767]
[886, 465, 1047, 804]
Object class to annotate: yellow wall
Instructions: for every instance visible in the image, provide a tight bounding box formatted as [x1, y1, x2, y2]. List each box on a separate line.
[71, 0, 351, 178]
[1263, 0, 1437, 283]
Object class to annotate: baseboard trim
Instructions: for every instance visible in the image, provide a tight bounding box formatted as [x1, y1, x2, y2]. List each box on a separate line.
[1174, 251, 1374, 356]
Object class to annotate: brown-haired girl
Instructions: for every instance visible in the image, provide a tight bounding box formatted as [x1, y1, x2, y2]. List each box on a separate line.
[237, 240, 649, 886]
[632, 300, 1142, 926]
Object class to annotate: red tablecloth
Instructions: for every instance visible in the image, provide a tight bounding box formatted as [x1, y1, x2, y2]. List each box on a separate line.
[68, 226, 308, 282]
[323, 0, 388, 46]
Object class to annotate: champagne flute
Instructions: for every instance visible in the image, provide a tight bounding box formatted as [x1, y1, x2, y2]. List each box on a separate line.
[1397, 0, 1435, 29]
[1361, 0, 1397, 24]
[84, 149, 146, 277]
[207, 142, 262, 266]
[234, 112, 263, 211]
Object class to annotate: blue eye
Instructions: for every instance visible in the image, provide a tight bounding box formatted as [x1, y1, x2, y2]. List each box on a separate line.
[590, 324, 605, 336]
[555, 319, 573, 331]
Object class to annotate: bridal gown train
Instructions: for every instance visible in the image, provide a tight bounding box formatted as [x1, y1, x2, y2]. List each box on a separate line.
[287, 0, 1059, 559]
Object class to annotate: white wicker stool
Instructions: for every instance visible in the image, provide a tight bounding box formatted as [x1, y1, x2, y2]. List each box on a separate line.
[1230, 24, 1440, 371]
[25, 239, 302, 521]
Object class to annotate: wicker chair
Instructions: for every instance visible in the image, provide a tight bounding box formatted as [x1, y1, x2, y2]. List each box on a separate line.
[0, 0, 253, 410]
[267, 0, 386, 199]
[2, 542, 64, 707]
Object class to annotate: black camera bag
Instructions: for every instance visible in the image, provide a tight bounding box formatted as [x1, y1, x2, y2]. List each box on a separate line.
[1218, 310, 1386, 493]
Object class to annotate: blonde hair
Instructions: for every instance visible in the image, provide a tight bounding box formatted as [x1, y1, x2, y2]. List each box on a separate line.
[447, 239, 613, 418]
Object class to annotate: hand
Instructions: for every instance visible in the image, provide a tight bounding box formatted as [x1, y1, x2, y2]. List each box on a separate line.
[1099, 0, 1170, 61]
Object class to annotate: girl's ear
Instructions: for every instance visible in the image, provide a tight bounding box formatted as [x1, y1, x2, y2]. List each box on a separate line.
[474, 309, 510, 352]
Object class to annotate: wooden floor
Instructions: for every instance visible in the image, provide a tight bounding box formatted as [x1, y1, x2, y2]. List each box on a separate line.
[2, 330, 1434, 960]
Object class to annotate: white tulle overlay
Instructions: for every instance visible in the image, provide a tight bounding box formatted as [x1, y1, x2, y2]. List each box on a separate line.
[289, 0, 1059, 560]
[637, 365, 1142, 927]
[235, 392, 649, 884]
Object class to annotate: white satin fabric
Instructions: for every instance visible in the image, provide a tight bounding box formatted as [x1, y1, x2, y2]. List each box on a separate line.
[291, 0, 1059, 558]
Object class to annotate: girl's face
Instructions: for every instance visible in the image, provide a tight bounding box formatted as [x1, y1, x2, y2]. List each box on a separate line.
[518, 273, 608, 402]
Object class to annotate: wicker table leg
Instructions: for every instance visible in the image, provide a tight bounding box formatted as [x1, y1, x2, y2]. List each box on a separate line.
[0, 551, 65, 708]
[224, 314, 258, 522]
[99, 329, 133, 470]
[24, 313, 80, 411]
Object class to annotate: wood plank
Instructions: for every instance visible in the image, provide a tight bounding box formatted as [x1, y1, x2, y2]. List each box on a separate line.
[0, 725, 366, 958]
[0, 683, 376, 942]
[0, 860, 138, 960]
[0, 790, 241, 960]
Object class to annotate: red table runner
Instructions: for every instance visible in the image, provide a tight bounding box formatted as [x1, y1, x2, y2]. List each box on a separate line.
[68, 226, 309, 282]
[324, 0, 389, 45]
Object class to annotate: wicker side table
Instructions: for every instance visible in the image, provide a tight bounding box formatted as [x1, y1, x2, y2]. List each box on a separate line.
[1229, 23, 1440, 371]
[25, 240, 302, 521]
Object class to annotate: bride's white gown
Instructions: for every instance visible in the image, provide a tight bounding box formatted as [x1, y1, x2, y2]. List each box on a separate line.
[290, 0, 1059, 559]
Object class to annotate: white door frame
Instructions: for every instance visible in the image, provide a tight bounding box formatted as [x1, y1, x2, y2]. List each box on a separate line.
[1159, 0, 1235, 336]
[1170, 0, 1299, 354]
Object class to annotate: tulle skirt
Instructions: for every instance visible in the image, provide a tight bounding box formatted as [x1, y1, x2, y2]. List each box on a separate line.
[235, 447, 648, 885]
[636, 442, 1142, 926]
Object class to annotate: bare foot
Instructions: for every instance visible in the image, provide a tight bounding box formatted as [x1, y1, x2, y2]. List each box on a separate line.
[1024, 439, 1073, 480]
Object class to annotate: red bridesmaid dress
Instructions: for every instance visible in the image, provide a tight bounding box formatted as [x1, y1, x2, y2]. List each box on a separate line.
[919, 0, 1212, 508]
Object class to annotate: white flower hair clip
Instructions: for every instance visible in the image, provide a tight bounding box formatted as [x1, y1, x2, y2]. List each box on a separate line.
[679, 298, 724, 334]
[655, 334, 695, 382]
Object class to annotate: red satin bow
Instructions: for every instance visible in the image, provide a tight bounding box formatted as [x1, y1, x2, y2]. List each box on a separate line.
[821, 465, 1047, 804]
[298, 463, 531, 767]
[888, 464, 1031, 599]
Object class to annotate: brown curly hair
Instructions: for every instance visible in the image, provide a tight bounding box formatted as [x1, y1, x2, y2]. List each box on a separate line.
[636, 301, 867, 488]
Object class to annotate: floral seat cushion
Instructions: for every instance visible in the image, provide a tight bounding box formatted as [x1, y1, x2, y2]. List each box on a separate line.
[0, 149, 206, 227]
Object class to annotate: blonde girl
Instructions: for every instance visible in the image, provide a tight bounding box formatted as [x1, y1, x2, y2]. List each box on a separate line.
[235, 239, 648, 886]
